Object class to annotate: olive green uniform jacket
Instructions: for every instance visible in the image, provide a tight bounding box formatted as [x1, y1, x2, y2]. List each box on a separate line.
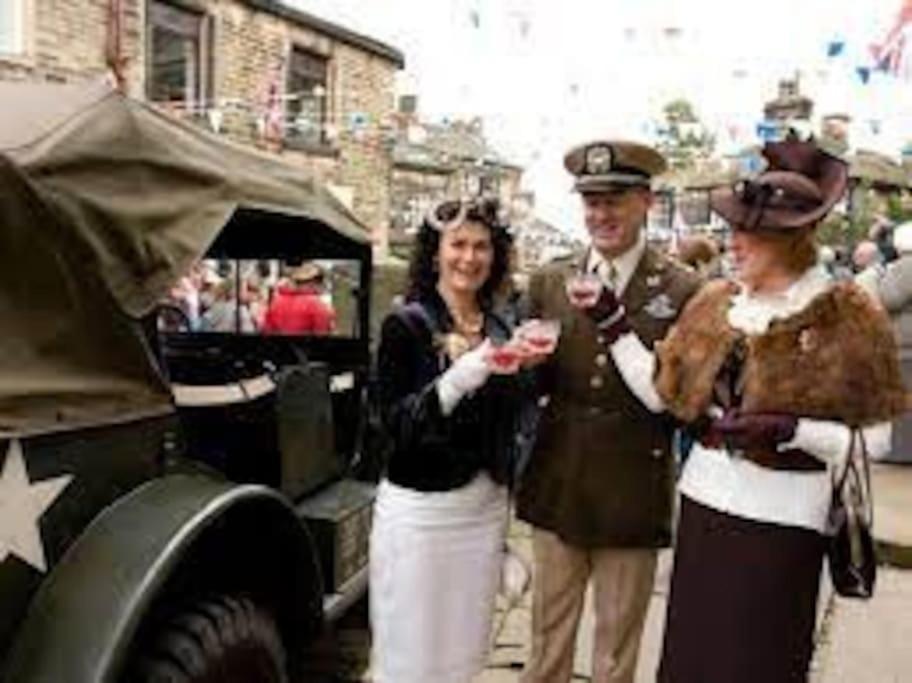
[516, 246, 701, 548]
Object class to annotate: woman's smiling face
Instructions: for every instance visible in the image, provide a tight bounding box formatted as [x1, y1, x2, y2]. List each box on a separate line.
[436, 220, 494, 297]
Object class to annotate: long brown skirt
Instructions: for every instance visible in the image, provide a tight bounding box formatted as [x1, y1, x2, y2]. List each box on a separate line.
[658, 496, 826, 683]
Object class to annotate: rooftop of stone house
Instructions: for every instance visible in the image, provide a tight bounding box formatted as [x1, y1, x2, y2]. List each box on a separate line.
[657, 159, 738, 191]
[243, 0, 405, 67]
[393, 118, 521, 172]
[849, 149, 912, 188]
[660, 147, 912, 192]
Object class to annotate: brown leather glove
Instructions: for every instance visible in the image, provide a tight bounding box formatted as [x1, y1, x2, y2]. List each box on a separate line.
[584, 287, 630, 345]
[711, 410, 798, 450]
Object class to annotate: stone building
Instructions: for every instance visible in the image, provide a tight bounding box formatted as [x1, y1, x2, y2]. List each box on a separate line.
[763, 76, 814, 127]
[0, 0, 404, 252]
[388, 98, 524, 258]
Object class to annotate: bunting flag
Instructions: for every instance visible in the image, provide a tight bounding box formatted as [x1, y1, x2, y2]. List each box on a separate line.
[827, 40, 846, 58]
[756, 120, 780, 142]
[870, 0, 912, 78]
[856, 66, 872, 84]
[261, 57, 286, 146]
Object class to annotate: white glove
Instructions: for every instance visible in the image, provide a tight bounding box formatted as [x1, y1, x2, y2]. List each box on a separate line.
[436, 339, 493, 415]
[779, 418, 893, 468]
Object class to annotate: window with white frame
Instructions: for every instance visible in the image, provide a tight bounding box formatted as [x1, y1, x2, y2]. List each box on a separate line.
[286, 47, 329, 145]
[147, 1, 210, 107]
[0, 0, 24, 54]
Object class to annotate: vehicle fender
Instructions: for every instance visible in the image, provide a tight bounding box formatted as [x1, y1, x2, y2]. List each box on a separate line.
[3, 474, 323, 683]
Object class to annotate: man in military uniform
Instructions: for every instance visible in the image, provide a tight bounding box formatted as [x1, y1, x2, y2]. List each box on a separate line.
[517, 140, 701, 683]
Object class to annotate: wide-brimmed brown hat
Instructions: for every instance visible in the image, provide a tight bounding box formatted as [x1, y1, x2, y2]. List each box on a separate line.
[710, 139, 848, 231]
[564, 140, 667, 193]
[290, 262, 322, 283]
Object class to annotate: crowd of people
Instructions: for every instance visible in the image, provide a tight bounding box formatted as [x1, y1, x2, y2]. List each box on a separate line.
[163, 259, 336, 335]
[368, 136, 907, 683]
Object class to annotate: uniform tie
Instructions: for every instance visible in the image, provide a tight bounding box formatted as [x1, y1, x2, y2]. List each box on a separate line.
[597, 260, 619, 290]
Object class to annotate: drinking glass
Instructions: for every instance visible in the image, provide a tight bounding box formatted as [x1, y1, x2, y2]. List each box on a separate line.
[565, 272, 603, 308]
[515, 318, 562, 355]
[486, 340, 524, 374]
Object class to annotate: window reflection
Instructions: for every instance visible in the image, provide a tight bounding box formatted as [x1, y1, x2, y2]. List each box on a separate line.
[161, 259, 361, 337]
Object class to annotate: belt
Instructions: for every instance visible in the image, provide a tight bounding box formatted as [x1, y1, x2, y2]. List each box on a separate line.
[739, 447, 825, 472]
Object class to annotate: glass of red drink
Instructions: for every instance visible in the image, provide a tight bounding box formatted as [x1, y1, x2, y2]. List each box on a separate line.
[565, 272, 603, 308]
[486, 342, 523, 374]
[516, 318, 561, 355]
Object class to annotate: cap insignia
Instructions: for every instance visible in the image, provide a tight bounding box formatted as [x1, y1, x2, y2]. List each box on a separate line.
[585, 145, 614, 175]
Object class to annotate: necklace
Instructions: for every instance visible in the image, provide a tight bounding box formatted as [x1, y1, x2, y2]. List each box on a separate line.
[452, 310, 484, 337]
[436, 309, 483, 362]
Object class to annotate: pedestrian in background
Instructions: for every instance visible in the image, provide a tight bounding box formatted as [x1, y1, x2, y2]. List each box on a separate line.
[677, 234, 722, 279]
[852, 239, 882, 273]
[592, 138, 906, 682]
[261, 262, 336, 335]
[856, 221, 912, 462]
[370, 198, 546, 683]
[517, 140, 700, 683]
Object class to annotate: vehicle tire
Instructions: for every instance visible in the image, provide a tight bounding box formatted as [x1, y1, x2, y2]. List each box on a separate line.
[130, 595, 288, 683]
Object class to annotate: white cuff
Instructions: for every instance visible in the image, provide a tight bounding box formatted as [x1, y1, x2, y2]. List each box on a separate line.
[780, 419, 893, 467]
[610, 332, 665, 413]
[436, 376, 462, 416]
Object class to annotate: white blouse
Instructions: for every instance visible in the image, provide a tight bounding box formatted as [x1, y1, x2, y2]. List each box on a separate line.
[611, 265, 892, 533]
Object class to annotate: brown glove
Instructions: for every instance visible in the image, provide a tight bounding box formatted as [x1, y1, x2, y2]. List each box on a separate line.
[711, 410, 798, 450]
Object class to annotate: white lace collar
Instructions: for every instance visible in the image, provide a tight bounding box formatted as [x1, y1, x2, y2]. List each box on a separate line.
[727, 265, 832, 335]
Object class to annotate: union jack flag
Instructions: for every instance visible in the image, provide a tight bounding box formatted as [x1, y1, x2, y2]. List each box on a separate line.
[870, 0, 912, 79]
[260, 57, 286, 147]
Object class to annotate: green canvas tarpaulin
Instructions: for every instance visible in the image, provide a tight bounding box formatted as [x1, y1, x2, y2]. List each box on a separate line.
[0, 80, 369, 436]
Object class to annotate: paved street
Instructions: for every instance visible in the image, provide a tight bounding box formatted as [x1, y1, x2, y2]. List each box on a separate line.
[477, 463, 912, 683]
[355, 464, 912, 682]
[479, 524, 672, 683]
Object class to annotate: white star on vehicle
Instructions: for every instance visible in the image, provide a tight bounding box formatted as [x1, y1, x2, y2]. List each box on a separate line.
[0, 439, 72, 573]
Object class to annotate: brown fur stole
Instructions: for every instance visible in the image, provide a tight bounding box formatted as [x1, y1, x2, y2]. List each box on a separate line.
[654, 280, 908, 426]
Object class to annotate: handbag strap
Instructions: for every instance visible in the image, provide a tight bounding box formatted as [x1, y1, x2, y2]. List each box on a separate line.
[833, 428, 874, 525]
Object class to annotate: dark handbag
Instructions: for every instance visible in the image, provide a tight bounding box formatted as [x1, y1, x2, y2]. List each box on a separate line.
[826, 429, 877, 599]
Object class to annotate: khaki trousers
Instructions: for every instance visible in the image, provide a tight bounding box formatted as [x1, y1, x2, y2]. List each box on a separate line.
[521, 528, 657, 683]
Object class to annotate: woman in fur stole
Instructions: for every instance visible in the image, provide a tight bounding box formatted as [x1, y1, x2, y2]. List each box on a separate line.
[577, 138, 906, 683]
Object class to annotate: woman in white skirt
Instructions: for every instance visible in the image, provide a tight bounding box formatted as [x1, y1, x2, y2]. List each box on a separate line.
[370, 197, 546, 683]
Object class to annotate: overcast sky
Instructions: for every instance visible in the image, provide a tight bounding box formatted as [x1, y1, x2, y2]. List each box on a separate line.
[290, 0, 911, 231]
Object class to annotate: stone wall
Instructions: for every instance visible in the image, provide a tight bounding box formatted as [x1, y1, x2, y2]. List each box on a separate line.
[0, 0, 400, 250]
[0, 0, 144, 90]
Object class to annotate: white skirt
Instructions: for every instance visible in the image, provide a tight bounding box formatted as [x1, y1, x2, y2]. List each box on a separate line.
[369, 472, 509, 683]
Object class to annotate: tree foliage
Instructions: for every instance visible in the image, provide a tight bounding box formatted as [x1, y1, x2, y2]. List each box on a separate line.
[656, 99, 715, 171]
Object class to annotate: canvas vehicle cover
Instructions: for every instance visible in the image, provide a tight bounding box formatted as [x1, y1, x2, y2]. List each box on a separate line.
[0, 80, 368, 437]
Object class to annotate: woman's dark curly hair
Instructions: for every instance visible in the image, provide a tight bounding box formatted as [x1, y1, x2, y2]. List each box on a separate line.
[406, 197, 514, 306]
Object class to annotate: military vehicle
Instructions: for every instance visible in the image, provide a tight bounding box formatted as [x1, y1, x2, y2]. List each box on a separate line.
[0, 81, 376, 682]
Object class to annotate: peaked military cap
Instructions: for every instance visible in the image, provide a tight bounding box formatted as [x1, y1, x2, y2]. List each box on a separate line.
[564, 140, 667, 193]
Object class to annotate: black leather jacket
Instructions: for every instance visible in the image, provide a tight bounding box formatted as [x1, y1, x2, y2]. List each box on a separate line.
[377, 292, 527, 492]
